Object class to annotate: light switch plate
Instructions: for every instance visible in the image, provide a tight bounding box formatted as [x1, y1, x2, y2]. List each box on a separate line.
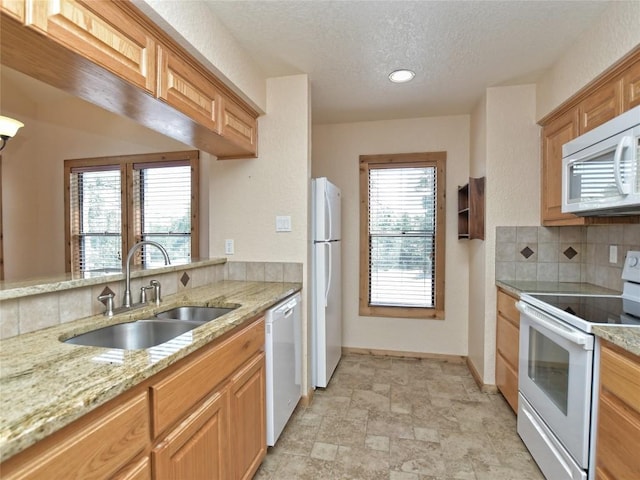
[609, 245, 617, 264]
[276, 216, 292, 232]
[225, 239, 234, 255]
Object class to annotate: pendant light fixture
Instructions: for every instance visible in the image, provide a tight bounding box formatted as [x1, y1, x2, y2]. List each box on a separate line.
[0, 115, 24, 152]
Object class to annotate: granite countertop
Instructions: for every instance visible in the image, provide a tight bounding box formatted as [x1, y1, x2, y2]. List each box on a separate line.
[496, 280, 639, 358]
[496, 280, 621, 298]
[0, 280, 301, 462]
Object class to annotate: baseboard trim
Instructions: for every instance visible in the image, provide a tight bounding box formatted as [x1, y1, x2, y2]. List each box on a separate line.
[342, 346, 466, 364]
[466, 357, 499, 394]
[300, 387, 314, 407]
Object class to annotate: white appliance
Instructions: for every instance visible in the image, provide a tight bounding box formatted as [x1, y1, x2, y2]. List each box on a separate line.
[311, 177, 342, 388]
[562, 105, 640, 216]
[516, 251, 640, 480]
[265, 292, 301, 446]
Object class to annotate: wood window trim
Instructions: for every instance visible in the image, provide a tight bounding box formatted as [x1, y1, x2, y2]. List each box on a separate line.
[359, 152, 446, 320]
[64, 150, 199, 274]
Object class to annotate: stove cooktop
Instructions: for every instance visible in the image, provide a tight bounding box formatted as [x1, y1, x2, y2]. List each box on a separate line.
[526, 293, 640, 327]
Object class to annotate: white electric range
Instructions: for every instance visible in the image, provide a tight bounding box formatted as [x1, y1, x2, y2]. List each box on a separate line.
[516, 250, 640, 480]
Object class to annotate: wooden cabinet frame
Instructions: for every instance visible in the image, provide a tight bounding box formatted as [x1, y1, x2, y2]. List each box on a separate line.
[0, 0, 259, 158]
[538, 46, 640, 225]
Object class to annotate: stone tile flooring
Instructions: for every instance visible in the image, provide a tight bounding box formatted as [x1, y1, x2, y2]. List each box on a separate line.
[254, 354, 544, 480]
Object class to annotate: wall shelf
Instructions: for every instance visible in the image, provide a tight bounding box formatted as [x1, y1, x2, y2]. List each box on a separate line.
[458, 177, 485, 240]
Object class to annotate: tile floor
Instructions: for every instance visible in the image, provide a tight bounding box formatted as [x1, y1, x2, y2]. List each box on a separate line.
[254, 354, 544, 480]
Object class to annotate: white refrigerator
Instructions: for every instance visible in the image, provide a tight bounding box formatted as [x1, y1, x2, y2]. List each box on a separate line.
[311, 177, 342, 388]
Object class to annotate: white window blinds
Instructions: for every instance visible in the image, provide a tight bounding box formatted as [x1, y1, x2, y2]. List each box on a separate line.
[368, 166, 437, 308]
[133, 162, 192, 265]
[69, 167, 122, 276]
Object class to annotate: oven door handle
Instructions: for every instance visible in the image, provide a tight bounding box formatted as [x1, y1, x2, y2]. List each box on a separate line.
[516, 301, 592, 349]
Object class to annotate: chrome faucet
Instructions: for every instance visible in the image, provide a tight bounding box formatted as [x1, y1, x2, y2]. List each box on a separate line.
[123, 241, 171, 308]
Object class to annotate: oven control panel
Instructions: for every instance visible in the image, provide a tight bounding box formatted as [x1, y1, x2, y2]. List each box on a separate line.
[622, 251, 640, 305]
[623, 250, 640, 282]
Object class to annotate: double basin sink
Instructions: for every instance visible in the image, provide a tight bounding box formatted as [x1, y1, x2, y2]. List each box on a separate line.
[64, 306, 237, 350]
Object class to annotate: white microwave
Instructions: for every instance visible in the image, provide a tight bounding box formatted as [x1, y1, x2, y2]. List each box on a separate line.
[562, 105, 640, 216]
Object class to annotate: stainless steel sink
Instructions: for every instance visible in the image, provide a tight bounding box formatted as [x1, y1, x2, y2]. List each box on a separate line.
[155, 306, 237, 323]
[64, 319, 201, 349]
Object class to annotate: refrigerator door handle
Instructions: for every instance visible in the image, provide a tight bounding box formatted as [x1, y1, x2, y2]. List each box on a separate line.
[324, 188, 333, 242]
[324, 242, 332, 307]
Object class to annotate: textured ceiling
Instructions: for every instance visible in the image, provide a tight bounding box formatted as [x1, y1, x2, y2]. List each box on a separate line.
[204, 0, 611, 124]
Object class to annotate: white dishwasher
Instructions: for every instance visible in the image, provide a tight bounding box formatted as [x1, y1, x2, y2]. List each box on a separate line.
[265, 292, 302, 446]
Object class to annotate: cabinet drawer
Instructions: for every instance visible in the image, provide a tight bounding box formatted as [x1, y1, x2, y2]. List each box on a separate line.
[3, 392, 149, 480]
[496, 352, 518, 413]
[596, 392, 640, 480]
[27, 0, 156, 93]
[112, 457, 151, 480]
[497, 289, 519, 325]
[151, 318, 265, 437]
[599, 342, 640, 415]
[496, 314, 519, 369]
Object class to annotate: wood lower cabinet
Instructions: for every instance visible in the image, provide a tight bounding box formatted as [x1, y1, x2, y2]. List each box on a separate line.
[230, 352, 267, 480]
[0, 392, 150, 480]
[595, 339, 640, 480]
[495, 288, 520, 413]
[153, 389, 230, 480]
[0, 316, 268, 480]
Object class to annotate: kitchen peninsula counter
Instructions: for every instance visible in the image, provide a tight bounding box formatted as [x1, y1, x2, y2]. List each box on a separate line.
[496, 280, 640, 359]
[0, 280, 301, 462]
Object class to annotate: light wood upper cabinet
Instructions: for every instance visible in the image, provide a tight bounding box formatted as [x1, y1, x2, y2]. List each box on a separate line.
[595, 340, 640, 480]
[541, 108, 579, 225]
[495, 288, 520, 413]
[26, 0, 156, 93]
[230, 352, 267, 480]
[0, 0, 259, 158]
[577, 80, 622, 134]
[153, 389, 230, 480]
[220, 96, 258, 158]
[0, 0, 24, 21]
[622, 59, 640, 110]
[157, 45, 220, 133]
[539, 48, 640, 226]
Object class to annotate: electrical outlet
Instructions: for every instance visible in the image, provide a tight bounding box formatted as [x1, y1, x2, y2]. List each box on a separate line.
[225, 239, 234, 255]
[609, 245, 617, 264]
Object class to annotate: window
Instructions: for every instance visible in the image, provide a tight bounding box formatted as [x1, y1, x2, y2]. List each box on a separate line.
[359, 152, 446, 319]
[65, 151, 199, 276]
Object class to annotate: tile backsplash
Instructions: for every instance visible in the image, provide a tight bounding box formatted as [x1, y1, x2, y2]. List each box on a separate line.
[0, 261, 303, 340]
[496, 224, 640, 291]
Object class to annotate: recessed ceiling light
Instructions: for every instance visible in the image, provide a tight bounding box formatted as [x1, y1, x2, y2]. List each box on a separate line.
[388, 69, 415, 83]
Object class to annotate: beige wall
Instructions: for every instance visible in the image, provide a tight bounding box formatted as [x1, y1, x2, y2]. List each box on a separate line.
[209, 74, 311, 391]
[536, 1, 640, 119]
[313, 115, 470, 356]
[1, 74, 190, 281]
[468, 94, 488, 378]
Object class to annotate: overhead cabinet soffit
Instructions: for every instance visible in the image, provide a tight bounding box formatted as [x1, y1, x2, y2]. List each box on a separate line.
[0, 0, 259, 159]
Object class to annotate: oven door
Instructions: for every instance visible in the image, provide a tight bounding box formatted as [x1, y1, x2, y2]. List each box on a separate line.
[517, 301, 594, 468]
